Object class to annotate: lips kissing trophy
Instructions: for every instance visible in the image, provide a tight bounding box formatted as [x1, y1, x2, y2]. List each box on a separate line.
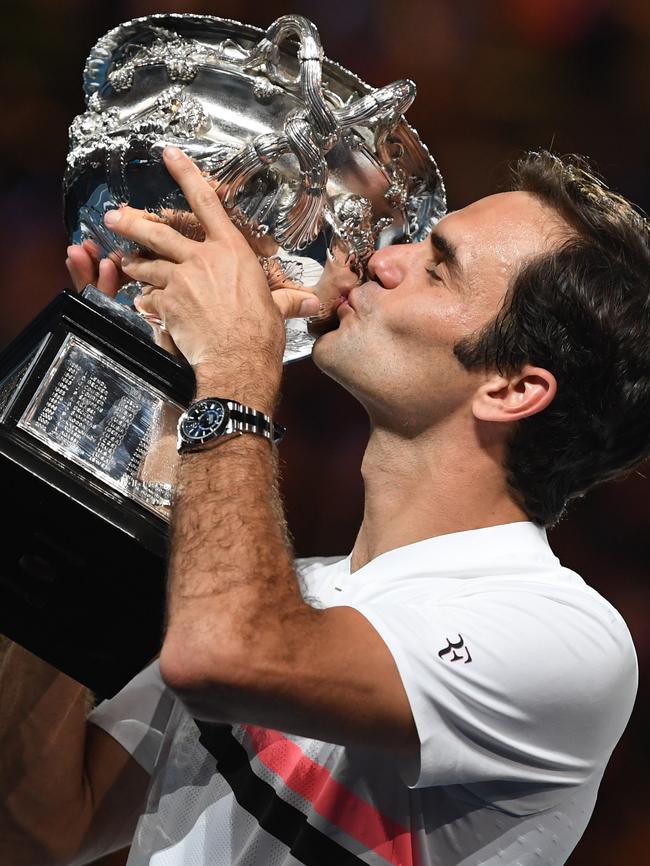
[0, 13, 445, 697]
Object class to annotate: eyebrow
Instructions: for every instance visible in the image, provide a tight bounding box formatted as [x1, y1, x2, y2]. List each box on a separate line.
[429, 230, 463, 279]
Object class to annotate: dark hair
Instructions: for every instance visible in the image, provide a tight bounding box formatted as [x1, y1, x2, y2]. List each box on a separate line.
[454, 150, 650, 527]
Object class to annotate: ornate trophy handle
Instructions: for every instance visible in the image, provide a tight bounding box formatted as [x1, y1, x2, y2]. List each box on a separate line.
[215, 14, 417, 256]
[251, 16, 339, 147]
[216, 15, 335, 250]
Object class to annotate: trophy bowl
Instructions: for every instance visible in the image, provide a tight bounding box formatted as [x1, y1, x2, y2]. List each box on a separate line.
[63, 12, 446, 361]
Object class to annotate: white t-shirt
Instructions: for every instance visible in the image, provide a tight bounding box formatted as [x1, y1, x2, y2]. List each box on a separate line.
[88, 521, 638, 866]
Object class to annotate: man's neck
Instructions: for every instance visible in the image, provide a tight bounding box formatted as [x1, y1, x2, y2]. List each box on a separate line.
[350, 419, 528, 573]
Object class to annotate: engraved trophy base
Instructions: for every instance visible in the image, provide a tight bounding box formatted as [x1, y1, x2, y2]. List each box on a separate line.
[0, 289, 194, 698]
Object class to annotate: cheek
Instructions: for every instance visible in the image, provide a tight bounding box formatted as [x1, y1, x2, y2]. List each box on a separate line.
[387, 297, 469, 350]
[369, 308, 468, 392]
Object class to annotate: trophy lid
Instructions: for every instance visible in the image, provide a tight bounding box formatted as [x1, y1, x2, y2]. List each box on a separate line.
[64, 13, 446, 270]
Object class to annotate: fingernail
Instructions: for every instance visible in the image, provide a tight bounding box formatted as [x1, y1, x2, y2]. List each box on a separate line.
[299, 297, 321, 317]
[104, 209, 122, 225]
[164, 145, 183, 161]
[121, 254, 134, 267]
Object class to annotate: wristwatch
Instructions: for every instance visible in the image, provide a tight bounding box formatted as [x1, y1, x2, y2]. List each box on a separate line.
[176, 397, 286, 453]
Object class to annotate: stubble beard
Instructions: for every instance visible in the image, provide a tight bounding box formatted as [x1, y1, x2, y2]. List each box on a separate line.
[311, 326, 373, 408]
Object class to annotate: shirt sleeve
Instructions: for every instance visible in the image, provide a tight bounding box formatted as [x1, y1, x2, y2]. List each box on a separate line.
[86, 659, 176, 775]
[347, 583, 638, 789]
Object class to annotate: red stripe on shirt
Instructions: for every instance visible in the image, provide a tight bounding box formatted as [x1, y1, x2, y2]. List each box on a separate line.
[242, 725, 419, 866]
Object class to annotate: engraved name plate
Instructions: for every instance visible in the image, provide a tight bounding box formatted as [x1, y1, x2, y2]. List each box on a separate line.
[17, 334, 181, 518]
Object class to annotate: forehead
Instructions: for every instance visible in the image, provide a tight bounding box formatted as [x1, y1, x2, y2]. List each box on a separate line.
[438, 190, 568, 289]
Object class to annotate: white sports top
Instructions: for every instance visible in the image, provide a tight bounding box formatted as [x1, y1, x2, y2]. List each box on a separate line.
[88, 521, 638, 865]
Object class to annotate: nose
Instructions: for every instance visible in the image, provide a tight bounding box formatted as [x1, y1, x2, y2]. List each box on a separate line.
[367, 241, 415, 288]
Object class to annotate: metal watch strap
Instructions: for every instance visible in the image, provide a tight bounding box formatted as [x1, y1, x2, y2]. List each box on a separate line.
[225, 401, 286, 445]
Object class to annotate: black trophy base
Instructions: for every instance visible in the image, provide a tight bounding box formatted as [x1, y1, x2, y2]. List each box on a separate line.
[0, 289, 194, 699]
[0, 452, 167, 700]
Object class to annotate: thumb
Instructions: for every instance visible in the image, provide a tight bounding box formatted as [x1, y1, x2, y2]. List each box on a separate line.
[271, 289, 321, 320]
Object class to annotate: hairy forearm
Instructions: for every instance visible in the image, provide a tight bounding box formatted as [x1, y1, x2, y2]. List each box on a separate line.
[0, 640, 92, 864]
[160, 432, 316, 703]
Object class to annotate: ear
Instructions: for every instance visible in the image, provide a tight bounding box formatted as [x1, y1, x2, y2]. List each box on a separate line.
[472, 365, 557, 423]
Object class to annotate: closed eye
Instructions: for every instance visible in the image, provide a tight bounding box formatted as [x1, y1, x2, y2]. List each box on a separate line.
[425, 263, 443, 281]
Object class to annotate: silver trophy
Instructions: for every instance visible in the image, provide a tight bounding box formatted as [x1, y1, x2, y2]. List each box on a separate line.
[64, 12, 446, 359]
[0, 13, 445, 696]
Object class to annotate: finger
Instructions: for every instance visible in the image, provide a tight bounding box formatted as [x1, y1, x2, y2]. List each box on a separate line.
[154, 329, 181, 357]
[162, 146, 234, 242]
[271, 289, 321, 320]
[303, 253, 362, 323]
[82, 238, 101, 259]
[65, 256, 86, 293]
[121, 255, 174, 288]
[81, 238, 128, 278]
[133, 288, 166, 323]
[318, 252, 361, 296]
[66, 244, 98, 292]
[96, 257, 121, 297]
[104, 206, 193, 262]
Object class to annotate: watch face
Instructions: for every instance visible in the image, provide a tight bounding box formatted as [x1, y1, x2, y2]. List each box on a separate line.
[180, 399, 228, 444]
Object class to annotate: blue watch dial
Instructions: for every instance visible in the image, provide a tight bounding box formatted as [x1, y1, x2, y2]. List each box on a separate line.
[180, 399, 227, 443]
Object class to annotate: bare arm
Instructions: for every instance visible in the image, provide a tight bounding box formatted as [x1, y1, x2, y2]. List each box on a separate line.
[98, 148, 418, 754]
[0, 640, 149, 866]
[159, 433, 418, 754]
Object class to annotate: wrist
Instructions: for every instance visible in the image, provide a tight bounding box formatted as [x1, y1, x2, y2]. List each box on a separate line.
[192, 367, 281, 416]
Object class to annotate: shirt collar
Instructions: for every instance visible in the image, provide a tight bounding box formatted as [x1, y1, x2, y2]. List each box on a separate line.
[340, 521, 559, 581]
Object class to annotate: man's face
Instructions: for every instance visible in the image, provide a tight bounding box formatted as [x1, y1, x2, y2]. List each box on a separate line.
[312, 190, 567, 431]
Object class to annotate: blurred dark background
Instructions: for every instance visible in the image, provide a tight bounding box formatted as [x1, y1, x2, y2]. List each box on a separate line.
[0, 1, 648, 864]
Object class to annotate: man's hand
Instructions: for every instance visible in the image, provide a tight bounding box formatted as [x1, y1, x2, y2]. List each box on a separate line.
[65, 240, 124, 297]
[66, 152, 358, 384]
[65, 237, 185, 358]
[102, 146, 320, 410]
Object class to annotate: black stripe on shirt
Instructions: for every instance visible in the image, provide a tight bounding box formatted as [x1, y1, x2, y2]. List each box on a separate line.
[195, 721, 368, 866]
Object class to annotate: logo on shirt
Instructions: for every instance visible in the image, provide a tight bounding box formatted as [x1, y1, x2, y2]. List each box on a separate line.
[438, 634, 472, 664]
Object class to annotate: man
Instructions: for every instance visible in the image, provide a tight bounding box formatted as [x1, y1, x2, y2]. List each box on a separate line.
[1, 146, 645, 865]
